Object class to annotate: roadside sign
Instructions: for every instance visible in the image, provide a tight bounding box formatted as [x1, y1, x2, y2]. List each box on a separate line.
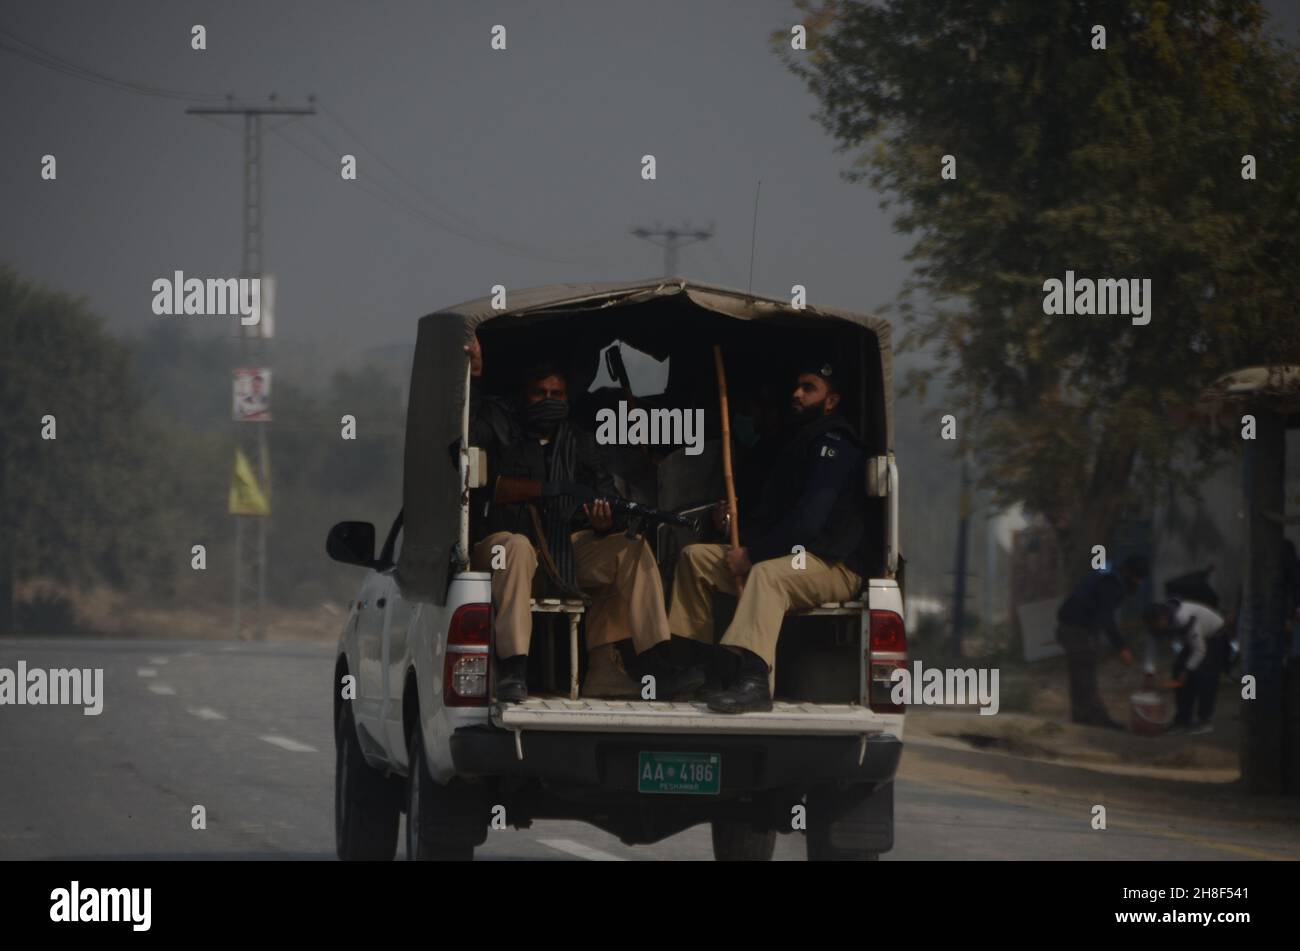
[233, 367, 271, 422]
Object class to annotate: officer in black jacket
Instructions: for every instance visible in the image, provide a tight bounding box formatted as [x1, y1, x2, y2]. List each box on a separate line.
[1055, 555, 1147, 728]
[668, 360, 867, 713]
[463, 335, 702, 702]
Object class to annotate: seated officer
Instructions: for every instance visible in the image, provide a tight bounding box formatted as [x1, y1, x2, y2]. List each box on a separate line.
[668, 360, 867, 713]
[463, 335, 703, 703]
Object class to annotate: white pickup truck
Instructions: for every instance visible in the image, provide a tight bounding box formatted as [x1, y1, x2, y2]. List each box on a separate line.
[330, 280, 906, 861]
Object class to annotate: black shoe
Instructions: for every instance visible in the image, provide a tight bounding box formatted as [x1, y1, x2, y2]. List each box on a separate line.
[628, 641, 708, 701]
[697, 682, 728, 705]
[697, 641, 741, 698]
[496, 654, 528, 703]
[706, 673, 773, 714]
[659, 664, 708, 701]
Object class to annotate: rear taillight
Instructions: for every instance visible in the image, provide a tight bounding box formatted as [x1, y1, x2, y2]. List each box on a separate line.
[444, 603, 491, 706]
[867, 609, 907, 714]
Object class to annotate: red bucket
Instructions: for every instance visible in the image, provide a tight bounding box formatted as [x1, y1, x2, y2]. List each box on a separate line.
[1129, 690, 1172, 736]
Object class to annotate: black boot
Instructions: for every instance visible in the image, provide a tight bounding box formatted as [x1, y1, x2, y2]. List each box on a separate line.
[706, 648, 772, 714]
[496, 654, 529, 703]
[696, 641, 742, 704]
[624, 640, 707, 701]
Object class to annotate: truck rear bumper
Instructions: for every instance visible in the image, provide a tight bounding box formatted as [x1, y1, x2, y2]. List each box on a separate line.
[449, 726, 902, 793]
[491, 697, 903, 737]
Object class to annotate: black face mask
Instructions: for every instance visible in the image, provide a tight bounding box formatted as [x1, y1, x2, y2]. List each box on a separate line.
[522, 398, 569, 435]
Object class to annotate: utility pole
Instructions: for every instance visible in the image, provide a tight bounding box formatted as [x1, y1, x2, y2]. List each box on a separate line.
[187, 98, 315, 640]
[630, 221, 714, 277]
[951, 451, 972, 656]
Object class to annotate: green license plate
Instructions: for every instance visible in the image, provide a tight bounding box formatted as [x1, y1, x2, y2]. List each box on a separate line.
[637, 752, 721, 795]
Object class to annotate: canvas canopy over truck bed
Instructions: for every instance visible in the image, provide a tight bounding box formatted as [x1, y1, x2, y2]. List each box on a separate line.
[396, 277, 894, 605]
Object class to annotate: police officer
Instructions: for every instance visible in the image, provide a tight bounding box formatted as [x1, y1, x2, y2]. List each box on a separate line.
[463, 335, 703, 702]
[668, 360, 867, 713]
[1055, 555, 1148, 728]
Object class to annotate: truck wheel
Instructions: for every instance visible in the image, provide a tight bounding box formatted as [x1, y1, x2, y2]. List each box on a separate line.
[335, 701, 401, 861]
[711, 820, 776, 861]
[406, 719, 485, 861]
[805, 783, 891, 862]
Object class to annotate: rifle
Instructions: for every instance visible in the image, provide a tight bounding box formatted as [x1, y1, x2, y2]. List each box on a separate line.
[493, 475, 701, 532]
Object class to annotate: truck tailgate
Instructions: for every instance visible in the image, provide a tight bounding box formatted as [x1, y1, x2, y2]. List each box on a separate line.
[492, 697, 903, 737]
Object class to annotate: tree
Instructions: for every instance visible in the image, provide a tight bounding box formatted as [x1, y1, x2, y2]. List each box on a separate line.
[0, 266, 173, 632]
[783, 0, 1300, 580]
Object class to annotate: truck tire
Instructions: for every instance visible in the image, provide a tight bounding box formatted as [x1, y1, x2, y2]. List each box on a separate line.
[711, 820, 776, 861]
[406, 719, 485, 861]
[335, 701, 401, 861]
[805, 782, 892, 862]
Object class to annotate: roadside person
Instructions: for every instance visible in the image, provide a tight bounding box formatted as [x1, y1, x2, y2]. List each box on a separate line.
[668, 359, 867, 714]
[1142, 598, 1229, 734]
[462, 334, 702, 702]
[1055, 555, 1149, 729]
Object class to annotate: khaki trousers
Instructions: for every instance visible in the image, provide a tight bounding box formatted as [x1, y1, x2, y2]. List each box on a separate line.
[667, 543, 861, 667]
[470, 530, 671, 659]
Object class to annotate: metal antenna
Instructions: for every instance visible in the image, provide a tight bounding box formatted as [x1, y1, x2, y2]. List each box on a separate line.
[747, 179, 762, 294]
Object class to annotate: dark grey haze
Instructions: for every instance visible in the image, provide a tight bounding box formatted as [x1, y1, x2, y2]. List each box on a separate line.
[1, 0, 915, 369]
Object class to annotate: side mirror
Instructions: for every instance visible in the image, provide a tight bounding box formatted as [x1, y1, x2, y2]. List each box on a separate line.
[327, 521, 377, 567]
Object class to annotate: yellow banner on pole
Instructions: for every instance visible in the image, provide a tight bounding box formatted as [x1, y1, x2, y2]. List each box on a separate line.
[229, 447, 270, 516]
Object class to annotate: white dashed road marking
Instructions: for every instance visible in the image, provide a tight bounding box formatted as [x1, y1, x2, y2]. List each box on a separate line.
[187, 707, 227, 721]
[259, 735, 317, 753]
[136, 668, 158, 678]
[148, 685, 176, 696]
[148, 657, 169, 666]
[537, 838, 627, 862]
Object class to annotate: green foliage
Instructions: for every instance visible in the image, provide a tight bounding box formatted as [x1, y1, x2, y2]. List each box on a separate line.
[783, 0, 1300, 571]
[0, 266, 175, 615]
[128, 324, 407, 608]
[0, 265, 410, 629]
[267, 363, 405, 605]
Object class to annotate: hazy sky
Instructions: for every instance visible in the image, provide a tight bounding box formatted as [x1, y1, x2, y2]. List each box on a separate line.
[2, 0, 919, 369]
[5, 1, 1296, 372]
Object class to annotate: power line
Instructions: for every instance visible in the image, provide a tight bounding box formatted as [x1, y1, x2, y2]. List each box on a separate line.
[271, 122, 496, 250]
[0, 27, 610, 268]
[274, 120, 608, 267]
[295, 120, 504, 248]
[0, 27, 228, 102]
[318, 104, 489, 237]
[315, 103, 609, 266]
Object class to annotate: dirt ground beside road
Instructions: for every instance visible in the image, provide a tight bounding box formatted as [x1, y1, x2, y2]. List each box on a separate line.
[903, 705, 1300, 858]
[16, 581, 347, 642]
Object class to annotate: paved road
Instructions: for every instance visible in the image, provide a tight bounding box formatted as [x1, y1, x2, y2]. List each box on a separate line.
[2, 638, 1296, 861]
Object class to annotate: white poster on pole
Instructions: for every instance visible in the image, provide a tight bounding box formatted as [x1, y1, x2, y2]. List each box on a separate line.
[233, 367, 272, 422]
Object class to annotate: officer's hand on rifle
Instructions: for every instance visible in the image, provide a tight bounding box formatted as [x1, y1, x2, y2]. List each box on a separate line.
[583, 499, 613, 533]
[463, 333, 483, 378]
[724, 545, 752, 581]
